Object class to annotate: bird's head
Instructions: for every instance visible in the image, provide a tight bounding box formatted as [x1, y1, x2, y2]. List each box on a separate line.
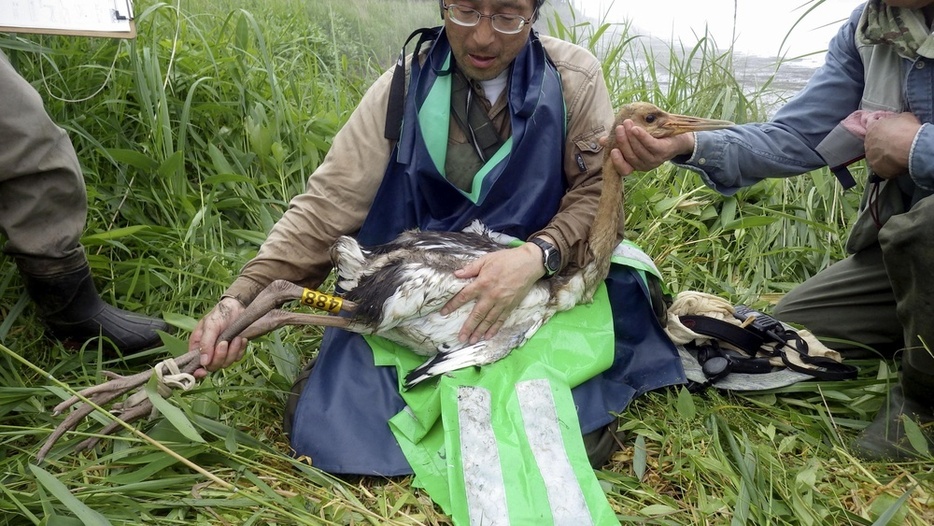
[615, 102, 734, 138]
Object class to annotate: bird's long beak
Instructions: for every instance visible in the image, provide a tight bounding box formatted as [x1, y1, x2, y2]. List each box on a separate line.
[652, 113, 735, 138]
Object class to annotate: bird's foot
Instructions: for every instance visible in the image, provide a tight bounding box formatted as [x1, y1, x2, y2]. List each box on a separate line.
[37, 350, 201, 461]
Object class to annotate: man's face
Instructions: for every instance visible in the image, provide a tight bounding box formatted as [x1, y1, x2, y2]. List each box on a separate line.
[444, 0, 537, 81]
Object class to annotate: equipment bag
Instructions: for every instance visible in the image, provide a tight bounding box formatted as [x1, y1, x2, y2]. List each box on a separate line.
[665, 291, 858, 392]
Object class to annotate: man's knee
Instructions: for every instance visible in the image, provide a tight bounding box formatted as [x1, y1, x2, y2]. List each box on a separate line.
[773, 283, 826, 332]
[879, 195, 934, 258]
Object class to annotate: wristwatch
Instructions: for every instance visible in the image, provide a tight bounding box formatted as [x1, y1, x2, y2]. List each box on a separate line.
[530, 238, 561, 277]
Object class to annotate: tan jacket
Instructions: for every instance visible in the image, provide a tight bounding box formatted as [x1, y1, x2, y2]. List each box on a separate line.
[224, 34, 620, 305]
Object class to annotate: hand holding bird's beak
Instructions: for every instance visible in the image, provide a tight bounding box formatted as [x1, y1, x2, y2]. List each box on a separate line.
[601, 102, 732, 174]
[601, 120, 696, 175]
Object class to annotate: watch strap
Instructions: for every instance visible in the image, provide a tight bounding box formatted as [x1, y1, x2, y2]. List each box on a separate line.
[530, 238, 560, 277]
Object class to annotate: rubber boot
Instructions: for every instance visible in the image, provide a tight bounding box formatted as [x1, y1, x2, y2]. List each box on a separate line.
[852, 349, 934, 461]
[284, 357, 318, 437]
[17, 255, 169, 355]
[582, 422, 623, 468]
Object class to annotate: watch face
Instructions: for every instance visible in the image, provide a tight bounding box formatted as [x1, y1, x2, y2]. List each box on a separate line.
[531, 238, 560, 275]
[544, 248, 560, 274]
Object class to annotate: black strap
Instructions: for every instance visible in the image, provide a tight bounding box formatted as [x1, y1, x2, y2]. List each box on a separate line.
[687, 340, 775, 393]
[679, 315, 764, 355]
[680, 314, 858, 382]
[384, 28, 439, 141]
[749, 322, 858, 380]
[772, 330, 859, 381]
[384, 52, 406, 141]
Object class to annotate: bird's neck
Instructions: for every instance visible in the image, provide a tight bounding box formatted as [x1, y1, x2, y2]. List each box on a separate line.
[585, 157, 625, 291]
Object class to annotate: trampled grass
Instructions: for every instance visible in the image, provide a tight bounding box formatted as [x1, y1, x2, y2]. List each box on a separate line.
[0, 0, 931, 524]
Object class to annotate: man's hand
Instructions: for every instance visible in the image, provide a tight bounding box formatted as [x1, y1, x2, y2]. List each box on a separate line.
[189, 296, 249, 377]
[440, 242, 545, 344]
[865, 112, 921, 179]
[602, 120, 696, 175]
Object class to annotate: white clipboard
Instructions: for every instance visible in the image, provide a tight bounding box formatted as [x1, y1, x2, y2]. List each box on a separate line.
[0, 1, 136, 39]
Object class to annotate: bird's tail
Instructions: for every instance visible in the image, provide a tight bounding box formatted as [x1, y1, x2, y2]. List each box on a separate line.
[404, 341, 493, 388]
[403, 322, 534, 388]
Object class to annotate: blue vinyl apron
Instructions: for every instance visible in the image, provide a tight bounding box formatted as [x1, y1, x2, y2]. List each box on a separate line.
[288, 27, 685, 475]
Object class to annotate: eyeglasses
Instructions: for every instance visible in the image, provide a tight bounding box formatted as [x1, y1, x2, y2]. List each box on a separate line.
[442, 3, 534, 35]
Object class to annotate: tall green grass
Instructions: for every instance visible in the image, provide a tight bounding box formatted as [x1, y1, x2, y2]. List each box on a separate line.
[0, 0, 930, 524]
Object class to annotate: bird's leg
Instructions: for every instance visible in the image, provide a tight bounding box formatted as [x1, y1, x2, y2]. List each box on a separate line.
[73, 401, 157, 453]
[40, 280, 356, 461]
[218, 279, 357, 343]
[37, 349, 201, 462]
[231, 310, 355, 341]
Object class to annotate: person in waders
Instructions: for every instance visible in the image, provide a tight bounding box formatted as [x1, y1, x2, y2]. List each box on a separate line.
[191, 0, 684, 478]
[0, 50, 168, 356]
[608, 0, 934, 461]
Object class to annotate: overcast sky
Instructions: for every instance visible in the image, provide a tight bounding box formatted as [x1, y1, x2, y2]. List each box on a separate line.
[571, 0, 865, 62]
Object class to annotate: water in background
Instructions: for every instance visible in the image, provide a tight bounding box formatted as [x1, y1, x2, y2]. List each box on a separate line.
[559, 0, 865, 115]
[547, 20, 822, 115]
[715, 51, 821, 113]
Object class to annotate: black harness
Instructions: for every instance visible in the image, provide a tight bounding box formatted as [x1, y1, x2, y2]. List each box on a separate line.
[681, 305, 859, 392]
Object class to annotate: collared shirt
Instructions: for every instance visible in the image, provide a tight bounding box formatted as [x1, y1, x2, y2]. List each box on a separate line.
[224, 35, 617, 305]
[675, 4, 934, 197]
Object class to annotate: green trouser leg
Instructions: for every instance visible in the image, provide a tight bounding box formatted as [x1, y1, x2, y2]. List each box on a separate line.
[774, 193, 934, 459]
[852, 195, 934, 460]
[773, 244, 901, 356]
[0, 50, 87, 262]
